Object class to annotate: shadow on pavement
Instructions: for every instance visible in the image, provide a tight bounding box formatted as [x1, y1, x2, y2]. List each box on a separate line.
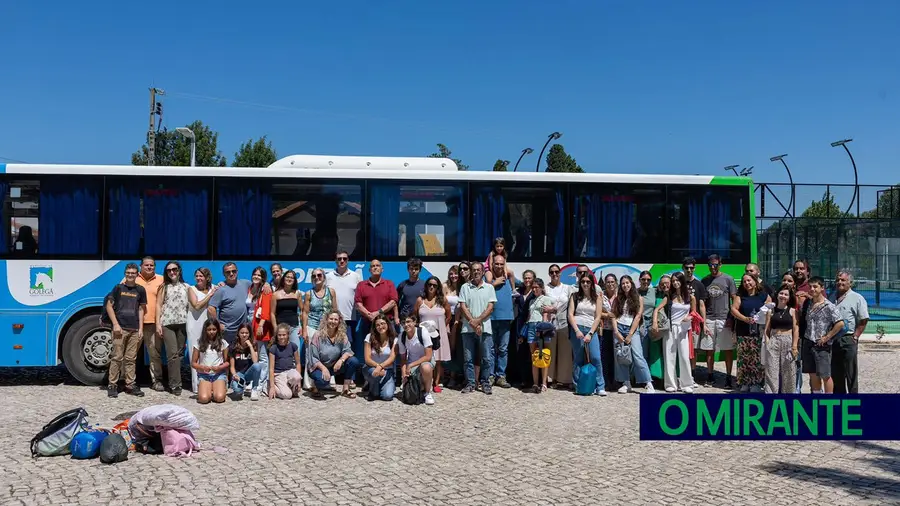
[759, 441, 900, 500]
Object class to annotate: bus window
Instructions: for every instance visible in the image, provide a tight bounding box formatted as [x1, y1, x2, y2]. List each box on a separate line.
[270, 182, 363, 259]
[106, 178, 211, 258]
[571, 185, 665, 263]
[667, 185, 751, 264]
[368, 182, 466, 258]
[3, 179, 39, 257]
[472, 184, 564, 261]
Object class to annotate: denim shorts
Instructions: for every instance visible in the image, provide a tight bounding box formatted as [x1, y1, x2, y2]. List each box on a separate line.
[526, 322, 554, 344]
[198, 371, 227, 383]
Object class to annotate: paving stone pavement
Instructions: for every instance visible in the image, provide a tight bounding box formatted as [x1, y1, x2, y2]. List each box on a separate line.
[2, 346, 900, 505]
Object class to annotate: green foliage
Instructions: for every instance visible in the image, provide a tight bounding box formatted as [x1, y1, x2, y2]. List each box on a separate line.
[428, 143, 468, 171]
[131, 120, 227, 167]
[800, 191, 844, 219]
[544, 144, 584, 173]
[232, 136, 278, 167]
[492, 159, 510, 171]
[861, 184, 900, 220]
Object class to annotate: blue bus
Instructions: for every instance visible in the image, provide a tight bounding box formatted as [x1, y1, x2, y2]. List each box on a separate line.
[0, 155, 754, 385]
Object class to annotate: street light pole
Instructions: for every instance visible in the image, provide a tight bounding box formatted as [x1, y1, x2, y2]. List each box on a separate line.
[724, 165, 739, 176]
[830, 138, 858, 217]
[535, 132, 562, 172]
[176, 127, 196, 167]
[770, 154, 797, 260]
[512, 148, 534, 172]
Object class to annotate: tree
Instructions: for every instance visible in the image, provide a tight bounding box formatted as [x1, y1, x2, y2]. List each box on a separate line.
[492, 159, 510, 171]
[131, 120, 227, 167]
[232, 136, 278, 167]
[861, 184, 900, 220]
[544, 144, 584, 173]
[428, 143, 468, 171]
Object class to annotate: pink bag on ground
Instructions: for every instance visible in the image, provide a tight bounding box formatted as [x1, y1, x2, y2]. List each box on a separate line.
[160, 428, 200, 457]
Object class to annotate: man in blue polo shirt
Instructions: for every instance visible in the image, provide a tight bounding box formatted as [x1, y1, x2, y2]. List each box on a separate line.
[489, 256, 514, 388]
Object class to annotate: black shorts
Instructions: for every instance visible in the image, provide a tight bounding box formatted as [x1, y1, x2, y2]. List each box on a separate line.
[801, 339, 832, 379]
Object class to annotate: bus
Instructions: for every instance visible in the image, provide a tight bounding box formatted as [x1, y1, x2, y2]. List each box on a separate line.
[0, 156, 755, 385]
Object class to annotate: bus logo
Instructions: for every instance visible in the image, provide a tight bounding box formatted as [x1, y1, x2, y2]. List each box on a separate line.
[29, 265, 54, 296]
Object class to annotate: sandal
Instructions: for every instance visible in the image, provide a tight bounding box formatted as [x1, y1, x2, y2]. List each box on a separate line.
[341, 390, 357, 399]
[532, 385, 541, 394]
[310, 389, 325, 400]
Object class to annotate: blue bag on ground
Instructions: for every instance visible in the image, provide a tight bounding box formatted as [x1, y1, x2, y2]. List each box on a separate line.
[575, 345, 598, 396]
[70, 430, 109, 459]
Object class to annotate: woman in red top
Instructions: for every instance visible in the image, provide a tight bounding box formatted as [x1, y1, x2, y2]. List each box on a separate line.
[249, 267, 272, 390]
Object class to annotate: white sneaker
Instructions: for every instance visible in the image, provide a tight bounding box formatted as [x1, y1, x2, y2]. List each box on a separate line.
[665, 387, 676, 393]
[618, 382, 632, 394]
[424, 393, 435, 405]
[644, 383, 655, 394]
[683, 387, 694, 394]
[595, 390, 608, 397]
[250, 389, 260, 401]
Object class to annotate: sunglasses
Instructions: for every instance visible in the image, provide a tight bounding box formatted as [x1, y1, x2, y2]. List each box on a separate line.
[313, 273, 324, 279]
[639, 278, 651, 282]
[709, 263, 720, 268]
[549, 270, 560, 275]
[427, 284, 439, 289]
[460, 267, 470, 271]
[166, 267, 179, 273]
[225, 269, 237, 275]
[337, 257, 348, 262]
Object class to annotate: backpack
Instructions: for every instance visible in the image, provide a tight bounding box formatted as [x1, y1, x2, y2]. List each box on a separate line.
[414, 324, 441, 351]
[30, 407, 90, 457]
[401, 370, 424, 405]
[99, 285, 122, 327]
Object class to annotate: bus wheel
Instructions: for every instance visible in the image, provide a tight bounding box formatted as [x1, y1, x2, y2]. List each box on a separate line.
[62, 315, 112, 386]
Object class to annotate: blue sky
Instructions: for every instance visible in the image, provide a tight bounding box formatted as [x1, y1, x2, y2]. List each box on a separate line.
[2, 1, 899, 211]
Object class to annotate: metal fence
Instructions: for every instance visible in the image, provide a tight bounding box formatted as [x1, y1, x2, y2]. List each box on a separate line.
[756, 182, 900, 335]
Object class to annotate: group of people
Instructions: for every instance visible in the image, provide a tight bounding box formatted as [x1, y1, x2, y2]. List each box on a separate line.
[102, 239, 870, 406]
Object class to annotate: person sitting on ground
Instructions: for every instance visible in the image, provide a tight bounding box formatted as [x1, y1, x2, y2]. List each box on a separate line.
[309, 310, 361, 399]
[268, 323, 303, 400]
[192, 319, 230, 404]
[229, 323, 264, 401]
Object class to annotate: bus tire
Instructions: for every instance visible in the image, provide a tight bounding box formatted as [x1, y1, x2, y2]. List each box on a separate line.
[62, 315, 113, 386]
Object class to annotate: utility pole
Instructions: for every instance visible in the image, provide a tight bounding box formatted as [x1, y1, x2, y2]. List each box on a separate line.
[148, 87, 165, 165]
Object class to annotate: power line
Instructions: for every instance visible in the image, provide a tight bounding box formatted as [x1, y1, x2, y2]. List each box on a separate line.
[0, 155, 28, 163]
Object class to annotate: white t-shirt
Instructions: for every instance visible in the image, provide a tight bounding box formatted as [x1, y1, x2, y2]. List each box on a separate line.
[326, 268, 362, 321]
[398, 329, 432, 364]
[364, 333, 393, 364]
[545, 282, 572, 330]
[572, 297, 598, 329]
[193, 339, 229, 367]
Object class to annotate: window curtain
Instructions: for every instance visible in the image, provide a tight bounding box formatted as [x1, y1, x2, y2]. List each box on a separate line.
[601, 199, 634, 258]
[455, 190, 466, 256]
[369, 184, 400, 257]
[0, 181, 7, 253]
[473, 187, 504, 257]
[107, 183, 142, 256]
[689, 193, 731, 258]
[144, 182, 209, 256]
[553, 190, 565, 256]
[574, 194, 602, 257]
[39, 179, 101, 255]
[217, 184, 273, 256]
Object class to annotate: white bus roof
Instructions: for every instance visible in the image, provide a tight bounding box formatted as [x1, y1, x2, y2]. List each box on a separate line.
[268, 155, 459, 171]
[0, 162, 748, 186]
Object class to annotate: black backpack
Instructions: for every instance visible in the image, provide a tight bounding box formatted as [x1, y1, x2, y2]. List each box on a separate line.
[99, 285, 122, 327]
[408, 326, 440, 351]
[401, 370, 424, 405]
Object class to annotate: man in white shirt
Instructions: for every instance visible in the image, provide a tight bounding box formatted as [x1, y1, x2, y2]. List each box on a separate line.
[326, 251, 362, 375]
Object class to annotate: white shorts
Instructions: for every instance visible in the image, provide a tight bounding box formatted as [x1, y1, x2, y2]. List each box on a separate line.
[706, 319, 735, 352]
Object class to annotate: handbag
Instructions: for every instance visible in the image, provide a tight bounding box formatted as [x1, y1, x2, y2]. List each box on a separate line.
[531, 336, 552, 369]
[575, 344, 598, 395]
[615, 342, 632, 366]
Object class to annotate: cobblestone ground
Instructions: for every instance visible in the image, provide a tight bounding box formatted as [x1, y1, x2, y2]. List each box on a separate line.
[2, 346, 900, 505]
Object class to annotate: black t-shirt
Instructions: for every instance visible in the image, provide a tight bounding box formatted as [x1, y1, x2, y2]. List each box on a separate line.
[112, 284, 147, 331]
[688, 278, 707, 308]
[230, 342, 253, 374]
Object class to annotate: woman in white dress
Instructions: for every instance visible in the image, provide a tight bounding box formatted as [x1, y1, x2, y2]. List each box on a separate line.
[416, 276, 453, 393]
[187, 267, 216, 393]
